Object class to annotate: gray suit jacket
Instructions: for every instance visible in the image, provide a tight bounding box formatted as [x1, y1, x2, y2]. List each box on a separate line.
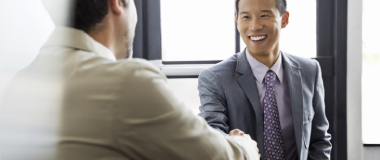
[198, 50, 332, 160]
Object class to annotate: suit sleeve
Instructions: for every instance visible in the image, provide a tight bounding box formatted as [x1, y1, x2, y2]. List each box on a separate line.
[197, 69, 230, 135]
[113, 61, 259, 160]
[308, 60, 332, 160]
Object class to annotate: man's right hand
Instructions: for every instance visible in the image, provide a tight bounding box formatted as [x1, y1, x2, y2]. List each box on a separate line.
[227, 129, 260, 158]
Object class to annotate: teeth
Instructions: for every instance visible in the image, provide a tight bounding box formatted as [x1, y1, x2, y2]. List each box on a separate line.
[250, 35, 267, 41]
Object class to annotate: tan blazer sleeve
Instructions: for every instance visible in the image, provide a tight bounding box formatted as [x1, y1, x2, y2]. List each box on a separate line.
[112, 60, 259, 160]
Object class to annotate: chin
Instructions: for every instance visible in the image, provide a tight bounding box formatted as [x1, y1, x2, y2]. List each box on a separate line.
[247, 47, 266, 55]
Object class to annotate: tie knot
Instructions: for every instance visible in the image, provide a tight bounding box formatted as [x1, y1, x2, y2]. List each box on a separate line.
[264, 70, 276, 87]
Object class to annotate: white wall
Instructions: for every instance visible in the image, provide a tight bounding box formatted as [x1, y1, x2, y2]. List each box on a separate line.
[0, 0, 76, 107]
[364, 147, 380, 160]
[347, 0, 364, 159]
[40, 0, 75, 27]
[167, 79, 200, 115]
[0, 0, 54, 106]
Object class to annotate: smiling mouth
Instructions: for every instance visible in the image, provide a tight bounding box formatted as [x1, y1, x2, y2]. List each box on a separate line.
[249, 35, 267, 42]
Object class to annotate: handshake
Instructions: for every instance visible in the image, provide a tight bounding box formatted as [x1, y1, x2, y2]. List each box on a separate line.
[227, 129, 261, 158]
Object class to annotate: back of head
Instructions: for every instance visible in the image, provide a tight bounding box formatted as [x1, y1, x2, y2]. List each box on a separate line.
[42, 0, 135, 59]
[41, 0, 127, 29]
[74, 0, 128, 33]
[74, 0, 109, 33]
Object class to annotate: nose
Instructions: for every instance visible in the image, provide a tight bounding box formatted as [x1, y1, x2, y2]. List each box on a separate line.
[249, 18, 264, 31]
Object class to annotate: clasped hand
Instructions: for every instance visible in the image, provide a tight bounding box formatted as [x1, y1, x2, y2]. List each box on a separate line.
[227, 129, 261, 158]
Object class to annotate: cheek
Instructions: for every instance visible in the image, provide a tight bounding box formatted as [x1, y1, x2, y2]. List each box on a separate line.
[238, 23, 248, 36]
[268, 19, 280, 28]
[266, 21, 281, 35]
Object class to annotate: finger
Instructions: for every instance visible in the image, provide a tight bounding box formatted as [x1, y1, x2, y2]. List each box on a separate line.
[236, 130, 243, 135]
[229, 129, 238, 136]
[231, 129, 240, 135]
[229, 129, 246, 136]
[229, 129, 235, 135]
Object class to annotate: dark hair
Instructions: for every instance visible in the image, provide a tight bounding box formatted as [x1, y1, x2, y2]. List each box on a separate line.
[235, 0, 287, 17]
[74, 0, 127, 33]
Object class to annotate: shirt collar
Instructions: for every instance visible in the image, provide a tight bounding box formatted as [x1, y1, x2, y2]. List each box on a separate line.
[43, 26, 116, 62]
[94, 41, 116, 61]
[245, 49, 284, 84]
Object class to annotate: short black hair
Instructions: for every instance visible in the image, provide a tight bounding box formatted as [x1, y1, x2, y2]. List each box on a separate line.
[74, 0, 128, 33]
[235, 0, 287, 17]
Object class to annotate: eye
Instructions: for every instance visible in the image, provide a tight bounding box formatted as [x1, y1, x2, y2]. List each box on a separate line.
[261, 15, 269, 17]
[242, 16, 250, 19]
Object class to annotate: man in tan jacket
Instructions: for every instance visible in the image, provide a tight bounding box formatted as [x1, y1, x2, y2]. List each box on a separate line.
[0, 0, 259, 159]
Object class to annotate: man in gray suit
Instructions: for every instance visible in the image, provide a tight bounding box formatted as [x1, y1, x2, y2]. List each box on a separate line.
[198, 0, 332, 159]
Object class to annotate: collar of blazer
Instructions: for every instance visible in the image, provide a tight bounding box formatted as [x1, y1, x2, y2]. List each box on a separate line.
[42, 26, 116, 61]
[235, 49, 300, 75]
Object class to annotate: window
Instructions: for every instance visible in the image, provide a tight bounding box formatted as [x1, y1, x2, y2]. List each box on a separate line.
[161, 0, 236, 61]
[362, 0, 380, 145]
[161, 0, 317, 62]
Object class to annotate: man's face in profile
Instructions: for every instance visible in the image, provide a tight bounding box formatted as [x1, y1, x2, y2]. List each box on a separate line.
[118, 0, 137, 59]
[236, 0, 288, 56]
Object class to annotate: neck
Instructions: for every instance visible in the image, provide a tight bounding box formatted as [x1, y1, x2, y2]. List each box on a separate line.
[248, 47, 280, 68]
[88, 17, 117, 56]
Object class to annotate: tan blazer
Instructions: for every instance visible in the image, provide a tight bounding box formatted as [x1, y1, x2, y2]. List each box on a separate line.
[0, 27, 259, 160]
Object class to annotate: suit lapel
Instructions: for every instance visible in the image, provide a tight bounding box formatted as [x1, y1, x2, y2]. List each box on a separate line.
[282, 52, 304, 157]
[236, 50, 264, 156]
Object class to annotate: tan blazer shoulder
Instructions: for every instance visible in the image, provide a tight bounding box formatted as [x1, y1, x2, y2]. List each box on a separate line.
[0, 27, 259, 160]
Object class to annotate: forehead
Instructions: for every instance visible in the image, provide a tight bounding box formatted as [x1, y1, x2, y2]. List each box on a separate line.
[239, 0, 278, 12]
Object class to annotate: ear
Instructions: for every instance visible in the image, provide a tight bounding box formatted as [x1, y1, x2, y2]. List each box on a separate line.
[109, 0, 124, 15]
[235, 16, 239, 28]
[281, 11, 289, 28]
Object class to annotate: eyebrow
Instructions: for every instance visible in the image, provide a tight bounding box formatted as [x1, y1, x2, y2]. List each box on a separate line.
[239, 10, 273, 15]
[239, 11, 250, 15]
[261, 10, 273, 13]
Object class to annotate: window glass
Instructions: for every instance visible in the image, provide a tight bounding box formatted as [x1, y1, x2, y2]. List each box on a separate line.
[362, 0, 380, 144]
[161, 0, 317, 61]
[239, 0, 317, 58]
[161, 0, 236, 61]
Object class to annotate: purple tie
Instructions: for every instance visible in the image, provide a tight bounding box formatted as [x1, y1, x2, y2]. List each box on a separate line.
[263, 70, 285, 160]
